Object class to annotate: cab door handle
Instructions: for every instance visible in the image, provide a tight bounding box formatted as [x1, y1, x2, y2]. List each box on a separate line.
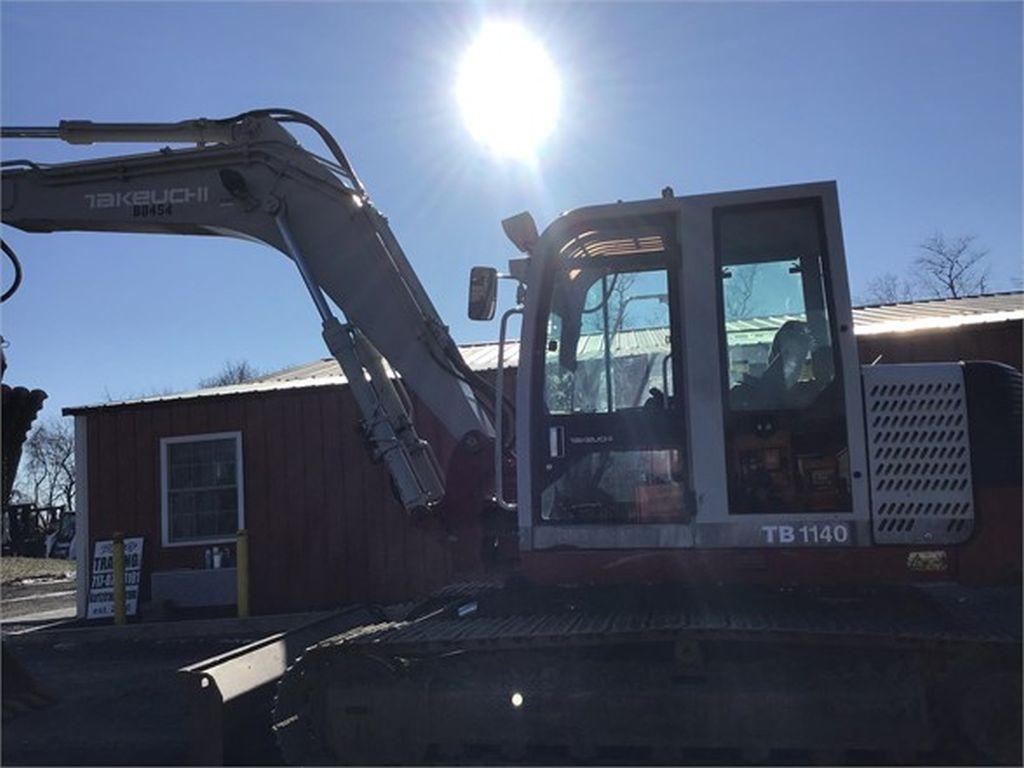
[549, 426, 565, 458]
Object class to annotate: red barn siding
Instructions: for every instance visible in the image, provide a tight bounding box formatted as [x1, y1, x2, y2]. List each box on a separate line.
[83, 386, 453, 615]
[856, 321, 1021, 371]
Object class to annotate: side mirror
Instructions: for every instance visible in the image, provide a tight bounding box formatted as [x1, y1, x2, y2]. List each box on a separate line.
[467, 266, 498, 321]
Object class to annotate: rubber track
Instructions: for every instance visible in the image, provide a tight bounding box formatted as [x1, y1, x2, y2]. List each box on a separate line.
[315, 583, 1019, 655]
[273, 583, 1021, 764]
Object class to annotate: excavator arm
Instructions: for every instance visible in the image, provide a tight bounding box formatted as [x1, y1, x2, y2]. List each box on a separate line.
[1, 109, 494, 513]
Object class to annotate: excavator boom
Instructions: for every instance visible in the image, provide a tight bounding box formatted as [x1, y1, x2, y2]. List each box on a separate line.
[1, 110, 493, 512]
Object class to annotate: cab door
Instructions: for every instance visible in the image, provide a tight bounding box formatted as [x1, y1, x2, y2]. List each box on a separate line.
[530, 222, 694, 547]
[676, 184, 872, 548]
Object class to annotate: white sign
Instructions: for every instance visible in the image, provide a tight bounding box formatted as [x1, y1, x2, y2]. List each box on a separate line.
[87, 537, 144, 619]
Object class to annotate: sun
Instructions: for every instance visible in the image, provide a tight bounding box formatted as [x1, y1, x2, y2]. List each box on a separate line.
[456, 21, 561, 160]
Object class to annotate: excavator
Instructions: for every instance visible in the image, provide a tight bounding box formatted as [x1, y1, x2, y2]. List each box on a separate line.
[1, 110, 1020, 764]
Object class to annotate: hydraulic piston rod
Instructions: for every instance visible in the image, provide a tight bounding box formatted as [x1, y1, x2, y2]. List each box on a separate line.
[274, 211, 445, 512]
[2, 119, 237, 146]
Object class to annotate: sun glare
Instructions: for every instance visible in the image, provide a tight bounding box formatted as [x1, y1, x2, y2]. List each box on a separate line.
[456, 21, 561, 160]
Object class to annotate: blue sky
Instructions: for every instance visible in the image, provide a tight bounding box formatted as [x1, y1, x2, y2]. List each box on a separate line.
[2, 1, 1021, 420]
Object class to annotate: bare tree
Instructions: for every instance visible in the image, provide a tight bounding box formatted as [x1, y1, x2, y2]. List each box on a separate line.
[103, 384, 178, 403]
[199, 360, 263, 388]
[14, 418, 75, 511]
[608, 273, 638, 334]
[914, 233, 990, 299]
[861, 272, 915, 305]
[725, 265, 760, 319]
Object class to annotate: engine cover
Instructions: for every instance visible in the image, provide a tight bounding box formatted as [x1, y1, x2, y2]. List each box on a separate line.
[862, 363, 974, 545]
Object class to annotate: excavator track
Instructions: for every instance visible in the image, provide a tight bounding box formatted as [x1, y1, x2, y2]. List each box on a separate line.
[273, 582, 1021, 765]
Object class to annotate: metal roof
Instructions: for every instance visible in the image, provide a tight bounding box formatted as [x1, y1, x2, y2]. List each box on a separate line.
[65, 291, 1022, 414]
[851, 291, 1024, 335]
[63, 341, 517, 414]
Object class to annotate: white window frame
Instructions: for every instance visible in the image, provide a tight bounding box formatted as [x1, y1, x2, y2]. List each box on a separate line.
[160, 431, 245, 548]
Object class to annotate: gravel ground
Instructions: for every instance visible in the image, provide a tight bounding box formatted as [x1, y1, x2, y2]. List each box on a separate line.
[1, 558, 75, 586]
[1, 559, 78, 624]
[3, 632, 260, 765]
[1, 611, 338, 766]
[1, 580, 77, 622]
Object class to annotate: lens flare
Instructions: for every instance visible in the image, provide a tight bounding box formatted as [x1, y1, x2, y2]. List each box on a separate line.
[456, 21, 561, 160]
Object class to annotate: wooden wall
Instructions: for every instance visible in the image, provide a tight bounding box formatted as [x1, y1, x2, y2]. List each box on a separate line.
[81, 386, 454, 615]
[856, 320, 1021, 371]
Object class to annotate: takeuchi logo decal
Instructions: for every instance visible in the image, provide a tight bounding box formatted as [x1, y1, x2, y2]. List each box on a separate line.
[84, 186, 209, 209]
[568, 435, 613, 445]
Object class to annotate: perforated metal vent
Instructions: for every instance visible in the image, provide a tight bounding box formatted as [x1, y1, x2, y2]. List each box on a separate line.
[862, 363, 974, 545]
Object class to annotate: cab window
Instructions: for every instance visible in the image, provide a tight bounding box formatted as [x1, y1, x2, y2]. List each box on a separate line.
[537, 237, 689, 526]
[720, 206, 836, 411]
[545, 266, 673, 414]
[715, 202, 850, 515]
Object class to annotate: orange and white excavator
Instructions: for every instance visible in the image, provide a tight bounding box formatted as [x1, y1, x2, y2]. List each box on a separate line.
[2, 110, 1020, 764]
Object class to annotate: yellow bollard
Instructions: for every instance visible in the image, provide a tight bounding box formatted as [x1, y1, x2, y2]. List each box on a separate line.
[112, 532, 126, 626]
[236, 529, 249, 618]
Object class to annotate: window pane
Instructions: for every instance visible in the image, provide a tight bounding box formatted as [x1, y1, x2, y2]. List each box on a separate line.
[169, 465, 188, 489]
[171, 510, 195, 539]
[715, 202, 850, 516]
[217, 510, 237, 534]
[718, 206, 836, 412]
[545, 267, 673, 414]
[213, 460, 235, 486]
[212, 439, 236, 462]
[541, 449, 687, 523]
[165, 436, 241, 542]
[194, 462, 212, 488]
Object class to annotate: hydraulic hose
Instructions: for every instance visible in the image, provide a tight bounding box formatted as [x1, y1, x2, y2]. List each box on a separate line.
[1, 240, 23, 303]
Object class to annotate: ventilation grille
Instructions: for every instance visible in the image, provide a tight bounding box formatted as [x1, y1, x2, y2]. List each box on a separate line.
[862, 364, 974, 545]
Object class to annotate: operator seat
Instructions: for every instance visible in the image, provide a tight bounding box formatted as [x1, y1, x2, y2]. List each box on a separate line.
[732, 320, 814, 410]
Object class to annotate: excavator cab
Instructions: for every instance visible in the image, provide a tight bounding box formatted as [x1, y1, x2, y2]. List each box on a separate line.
[511, 182, 871, 552]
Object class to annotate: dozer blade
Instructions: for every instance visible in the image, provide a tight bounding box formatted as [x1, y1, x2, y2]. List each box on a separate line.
[179, 605, 386, 765]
